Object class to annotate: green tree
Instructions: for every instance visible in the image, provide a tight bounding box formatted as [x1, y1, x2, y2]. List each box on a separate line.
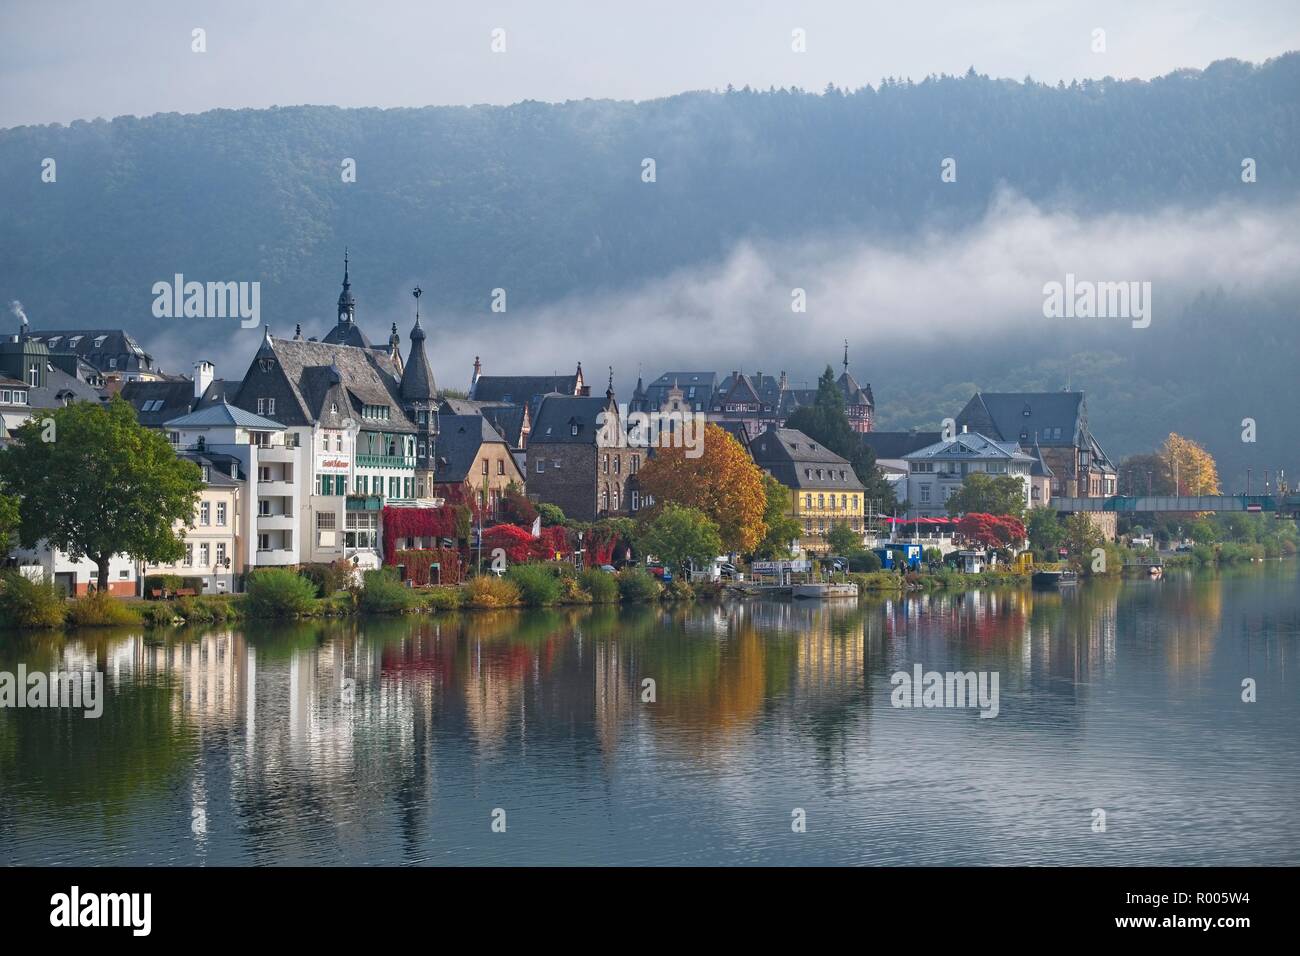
[783, 365, 895, 507]
[754, 474, 803, 559]
[0, 399, 203, 591]
[945, 472, 1026, 520]
[1062, 513, 1104, 574]
[639, 504, 723, 572]
[0, 492, 19, 548]
[826, 520, 860, 556]
[1025, 507, 1063, 554]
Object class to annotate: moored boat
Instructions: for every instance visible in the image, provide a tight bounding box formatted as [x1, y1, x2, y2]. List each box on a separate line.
[792, 582, 859, 599]
[1032, 569, 1079, 589]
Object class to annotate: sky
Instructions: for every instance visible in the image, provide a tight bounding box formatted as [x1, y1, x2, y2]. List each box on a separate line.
[3, 0, 1299, 128]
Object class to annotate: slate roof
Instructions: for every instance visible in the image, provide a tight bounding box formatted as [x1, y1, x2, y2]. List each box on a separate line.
[399, 317, 436, 401]
[903, 432, 1035, 463]
[182, 451, 246, 487]
[749, 427, 864, 491]
[27, 328, 157, 376]
[234, 334, 415, 432]
[122, 379, 200, 427]
[480, 404, 527, 448]
[321, 318, 373, 349]
[27, 366, 105, 410]
[165, 400, 285, 430]
[643, 371, 718, 412]
[956, 391, 1114, 469]
[470, 371, 583, 416]
[529, 394, 613, 445]
[862, 431, 945, 460]
[434, 414, 509, 483]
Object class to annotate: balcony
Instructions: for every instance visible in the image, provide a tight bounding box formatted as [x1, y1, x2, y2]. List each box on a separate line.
[257, 479, 296, 496]
[256, 513, 296, 531]
[253, 548, 297, 566]
[355, 454, 416, 469]
[256, 446, 297, 463]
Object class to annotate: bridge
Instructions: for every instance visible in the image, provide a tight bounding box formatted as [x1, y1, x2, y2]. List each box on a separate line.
[1051, 494, 1300, 517]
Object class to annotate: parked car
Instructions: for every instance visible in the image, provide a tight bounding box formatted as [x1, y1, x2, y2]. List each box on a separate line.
[718, 562, 739, 579]
[599, 564, 618, 574]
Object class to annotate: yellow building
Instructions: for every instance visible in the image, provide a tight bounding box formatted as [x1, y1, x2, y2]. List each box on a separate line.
[749, 426, 865, 554]
[143, 453, 245, 593]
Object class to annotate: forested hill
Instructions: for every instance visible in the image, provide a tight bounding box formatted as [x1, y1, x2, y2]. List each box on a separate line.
[1, 55, 1297, 324]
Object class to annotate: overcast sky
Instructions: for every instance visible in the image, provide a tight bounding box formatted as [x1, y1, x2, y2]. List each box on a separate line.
[3, 0, 1298, 128]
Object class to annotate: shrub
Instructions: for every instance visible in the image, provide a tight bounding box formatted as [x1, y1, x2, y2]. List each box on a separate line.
[617, 567, 661, 602]
[848, 550, 883, 573]
[245, 567, 319, 618]
[464, 575, 521, 608]
[849, 571, 903, 591]
[0, 571, 66, 629]
[579, 569, 619, 604]
[65, 591, 141, 627]
[360, 568, 416, 614]
[537, 502, 566, 527]
[663, 578, 696, 601]
[298, 560, 355, 597]
[422, 586, 462, 612]
[140, 602, 180, 627]
[506, 564, 563, 607]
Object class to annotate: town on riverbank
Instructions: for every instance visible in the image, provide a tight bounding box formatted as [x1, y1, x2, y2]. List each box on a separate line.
[2, 262, 1297, 630]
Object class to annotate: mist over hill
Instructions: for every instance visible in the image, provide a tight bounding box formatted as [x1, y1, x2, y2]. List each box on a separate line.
[1, 54, 1297, 485]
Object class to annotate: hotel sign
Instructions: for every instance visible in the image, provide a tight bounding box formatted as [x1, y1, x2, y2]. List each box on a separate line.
[316, 454, 351, 475]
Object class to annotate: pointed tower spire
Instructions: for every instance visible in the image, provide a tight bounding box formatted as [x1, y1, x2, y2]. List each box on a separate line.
[337, 248, 356, 326]
[400, 285, 436, 402]
[843, 339, 849, 372]
[606, 365, 615, 402]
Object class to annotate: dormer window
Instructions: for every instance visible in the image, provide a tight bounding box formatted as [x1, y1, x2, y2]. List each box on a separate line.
[1022, 403, 1031, 416]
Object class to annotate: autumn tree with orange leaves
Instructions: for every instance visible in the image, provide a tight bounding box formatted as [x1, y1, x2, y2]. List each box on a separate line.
[1162, 433, 1220, 495]
[636, 424, 767, 553]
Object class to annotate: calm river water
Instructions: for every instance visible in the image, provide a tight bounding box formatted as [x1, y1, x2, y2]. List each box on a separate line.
[1, 564, 1298, 866]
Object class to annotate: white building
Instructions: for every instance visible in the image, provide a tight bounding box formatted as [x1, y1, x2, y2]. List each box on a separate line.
[902, 430, 1036, 518]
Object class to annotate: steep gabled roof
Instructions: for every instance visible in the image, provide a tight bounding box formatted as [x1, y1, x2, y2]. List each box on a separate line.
[529, 394, 613, 445]
[749, 427, 864, 491]
[957, 392, 1085, 447]
[470, 373, 582, 413]
[434, 414, 511, 483]
[233, 335, 415, 432]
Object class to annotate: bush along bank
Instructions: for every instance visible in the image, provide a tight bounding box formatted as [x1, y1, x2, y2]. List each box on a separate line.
[2, 558, 1030, 632]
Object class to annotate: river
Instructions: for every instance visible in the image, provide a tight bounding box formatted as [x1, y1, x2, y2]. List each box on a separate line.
[1, 563, 1297, 865]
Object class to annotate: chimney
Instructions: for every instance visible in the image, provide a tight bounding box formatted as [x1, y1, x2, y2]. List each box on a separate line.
[194, 361, 215, 401]
[779, 371, 787, 390]
[961, 424, 968, 433]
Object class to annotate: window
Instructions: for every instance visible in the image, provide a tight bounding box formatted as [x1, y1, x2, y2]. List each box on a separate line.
[217, 502, 227, 525]
[603, 455, 610, 474]
[185, 543, 193, 566]
[216, 543, 226, 566]
[614, 457, 621, 475]
[920, 485, 931, 504]
[403, 478, 414, 499]
[389, 477, 400, 498]
[497, 460, 505, 476]
[28, 364, 38, 387]
[817, 494, 825, 508]
[631, 455, 639, 473]
[570, 424, 579, 437]
[631, 491, 640, 511]
[355, 475, 367, 494]
[536, 459, 545, 473]
[317, 512, 336, 530]
[612, 489, 620, 510]
[200, 466, 210, 483]
[119, 569, 129, 579]
[267, 398, 275, 415]
[258, 534, 270, 552]
[482, 458, 489, 476]
[322, 433, 330, 451]
[259, 499, 271, 516]
[200, 543, 210, 566]
[200, 502, 210, 525]
[601, 487, 609, 511]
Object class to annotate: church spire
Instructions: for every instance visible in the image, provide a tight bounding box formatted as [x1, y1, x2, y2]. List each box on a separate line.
[843, 339, 849, 373]
[337, 248, 356, 325]
[400, 285, 436, 402]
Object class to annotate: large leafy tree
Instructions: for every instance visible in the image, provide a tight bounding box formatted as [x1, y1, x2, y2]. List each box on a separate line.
[0, 399, 203, 591]
[945, 472, 1027, 520]
[639, 505, 723, 572]
[636, 424, 767, 553]
[753, 474, 803, 559]
[783, 365, 895, 508]
[1117, 452, 1175, 496]
[1161, 433, 1220, 495]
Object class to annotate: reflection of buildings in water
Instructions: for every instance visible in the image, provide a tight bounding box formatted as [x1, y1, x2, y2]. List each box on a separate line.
[1160, 583, 1222, 677]
[594, 640, 634, 759]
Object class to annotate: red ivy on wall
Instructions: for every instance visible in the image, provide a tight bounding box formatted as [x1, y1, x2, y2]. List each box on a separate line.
[956, 513, 1027, 550]
[392, 548, 462, 585]
[382, 505, 464, 564]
